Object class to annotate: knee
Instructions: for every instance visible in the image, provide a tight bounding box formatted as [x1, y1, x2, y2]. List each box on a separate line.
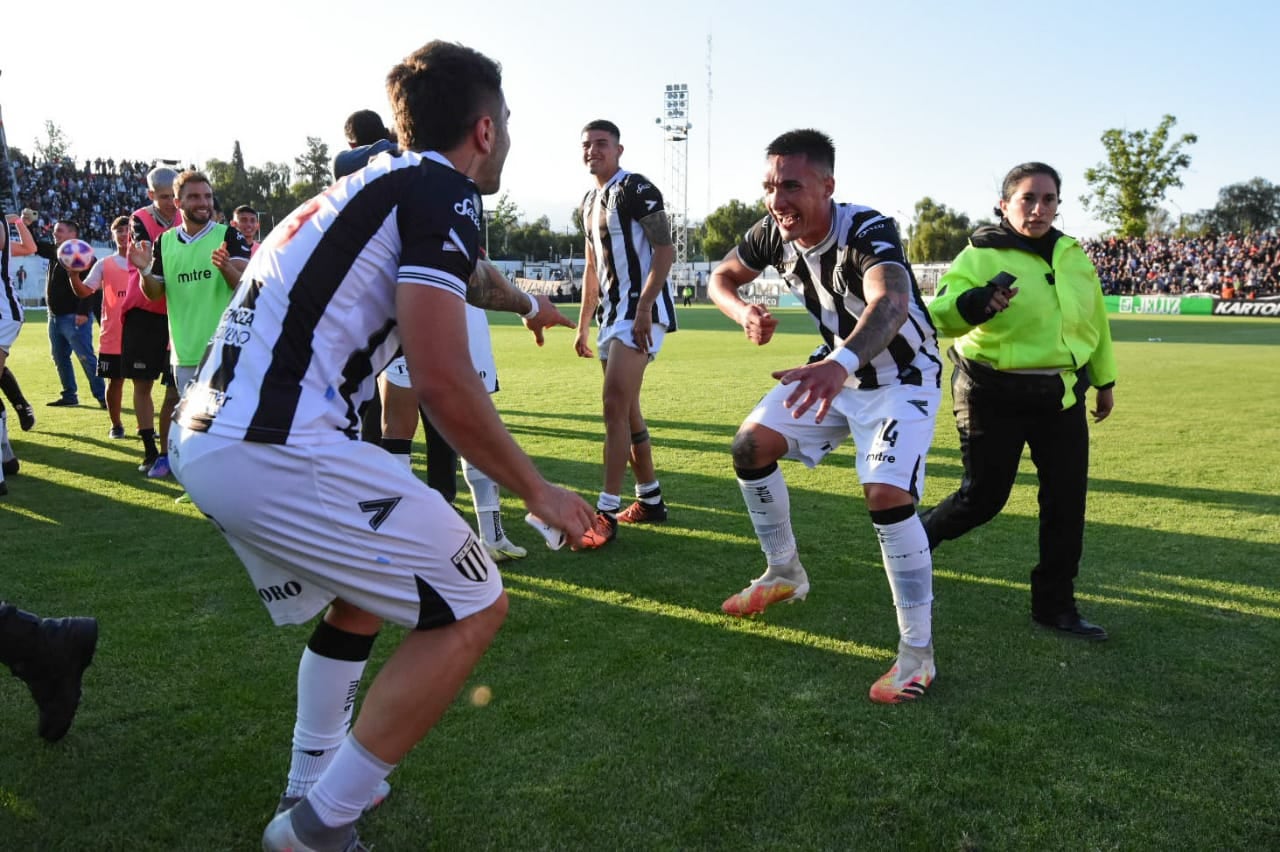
[864, 484, 915, 513]
[325, 599, 384, 636]
[600, 388, 630, 425]
[731, 425, 780, 471]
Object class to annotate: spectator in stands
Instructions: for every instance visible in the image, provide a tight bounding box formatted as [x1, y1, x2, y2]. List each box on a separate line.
[1083, 230, 1278, 297]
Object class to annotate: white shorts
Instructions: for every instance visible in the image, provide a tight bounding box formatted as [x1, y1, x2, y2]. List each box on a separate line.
[169, 427, 503, 629]
[597, 320, 666, 362]
[745, 382, 941, 501]
[0, 317, 21, 351]
[383, 305, 497, 393]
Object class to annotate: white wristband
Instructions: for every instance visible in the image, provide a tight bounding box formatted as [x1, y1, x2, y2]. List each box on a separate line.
[824, 346, 860, 376]
[521, 295, 539, 320]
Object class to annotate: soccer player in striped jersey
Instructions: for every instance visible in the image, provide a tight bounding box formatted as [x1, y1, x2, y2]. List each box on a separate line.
[167, 41, 594, 852]
[708, 129, 943, 704]
[0, 213, 37, 494]
[573, 120, 678, 548]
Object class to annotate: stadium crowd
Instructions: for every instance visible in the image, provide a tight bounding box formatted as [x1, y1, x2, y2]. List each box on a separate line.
[12, 157, 188, 243]
[13, 153, 1279, 301]
[1082, 230, 1280, 297]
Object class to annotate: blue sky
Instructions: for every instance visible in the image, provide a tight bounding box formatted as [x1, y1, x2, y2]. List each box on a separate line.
[3, 0, 1276, 238]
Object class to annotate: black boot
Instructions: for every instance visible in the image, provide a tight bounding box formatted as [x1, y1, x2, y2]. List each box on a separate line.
[1, 603, 99, 742]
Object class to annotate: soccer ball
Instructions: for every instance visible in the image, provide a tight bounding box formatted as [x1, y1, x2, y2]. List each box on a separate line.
[57, 238, 96, 272]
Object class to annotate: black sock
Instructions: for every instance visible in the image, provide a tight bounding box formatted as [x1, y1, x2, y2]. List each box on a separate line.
[139, 428, 158, 457]
[0, 368, 27, 409]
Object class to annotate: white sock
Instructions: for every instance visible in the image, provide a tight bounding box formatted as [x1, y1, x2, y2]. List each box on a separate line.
[635, 480, 661, 504]
[597, 492, 621, 514]
[285, 648, 371, 798]
[308, 734, 396, 828]
[874, 513, 934, 647]
[463, 458, 503, 543]
[737, 467, 797, 567]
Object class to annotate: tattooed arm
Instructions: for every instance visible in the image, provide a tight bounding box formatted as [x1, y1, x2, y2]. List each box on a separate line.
[631, 211, 675, 351]
[466, 259, 534, 314]
[465, 259, 576, 346]
[770, 262, 912, 424]
[842, 262, 911, 365]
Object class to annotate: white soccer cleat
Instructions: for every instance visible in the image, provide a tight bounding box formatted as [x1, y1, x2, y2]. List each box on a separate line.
[484, 537, 528, 562]
[524, 513, 566, 550]
[869, 641, 936, 704]
[721, 558, 810, 617]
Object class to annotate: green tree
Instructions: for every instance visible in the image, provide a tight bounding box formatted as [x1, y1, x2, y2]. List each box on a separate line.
[34, 121, 72, 165]
[482, 193, 522, 258]
[292, 136, 332, 198]
[906, 197, 973, 262]
[1200, 178, 1280, 234]
[1081, 114, 1197, 239]
[702, 199, 766, 260]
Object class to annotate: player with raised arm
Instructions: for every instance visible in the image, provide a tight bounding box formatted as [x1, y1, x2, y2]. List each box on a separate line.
[708, 129, 943, 704]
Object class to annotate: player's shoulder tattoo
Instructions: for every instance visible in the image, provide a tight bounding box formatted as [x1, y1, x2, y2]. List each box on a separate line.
[639, 210, 672, 247]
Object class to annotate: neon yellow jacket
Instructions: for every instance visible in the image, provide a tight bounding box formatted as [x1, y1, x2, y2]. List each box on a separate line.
[929, 226, 1117, 394]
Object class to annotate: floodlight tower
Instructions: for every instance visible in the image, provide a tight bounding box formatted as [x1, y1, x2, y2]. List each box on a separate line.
[656, 83, 691, 288]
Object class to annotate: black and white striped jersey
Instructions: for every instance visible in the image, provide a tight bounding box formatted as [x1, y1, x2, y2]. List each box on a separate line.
[736, 203, 940, 389]
[177, 150, 483, 445]
[582, 169, 678, 332]
[1, 223, 21, 324]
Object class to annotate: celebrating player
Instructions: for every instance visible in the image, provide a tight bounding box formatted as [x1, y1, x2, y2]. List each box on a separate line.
[707, 129, 943, 704]
[168, 41, 594, 851]
[573, 119, 678, 548]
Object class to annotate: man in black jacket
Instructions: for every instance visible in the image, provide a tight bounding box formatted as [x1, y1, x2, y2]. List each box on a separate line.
[34, 220, 105, 407]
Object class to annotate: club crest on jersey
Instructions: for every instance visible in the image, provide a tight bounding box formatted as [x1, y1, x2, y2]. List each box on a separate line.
[452, 537, 490, 582]
[453, 195, 481, 230]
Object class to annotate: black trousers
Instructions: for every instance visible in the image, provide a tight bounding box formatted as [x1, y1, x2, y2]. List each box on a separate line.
[358, 394, 460, 504]
[921, 354, 1091, 618]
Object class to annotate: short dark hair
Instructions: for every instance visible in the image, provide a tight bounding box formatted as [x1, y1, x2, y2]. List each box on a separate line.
[233, 204, 257, 218]
[386, 41, 503, 153]
[174, 170, 212, 198]
[56, 219, 80, 235]
[1001, 162, 1061, 200]
[344, 109, 391, 147]
[766, 129, 835, 175]
[581, 119, 621, 141]
[110, 215, 130, 230]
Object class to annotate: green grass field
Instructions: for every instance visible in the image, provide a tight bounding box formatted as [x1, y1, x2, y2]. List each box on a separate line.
[2, 307, 1278, 850]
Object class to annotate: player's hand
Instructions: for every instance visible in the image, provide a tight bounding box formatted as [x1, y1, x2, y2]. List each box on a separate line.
[573, 329, 594, 359]
[525, 484, 595, 543]
[771, 360, 848, 424]
[739, 303, 778, 346]
[210, 243, 231, 271]
[128, 240, 153, 271]
[74, 314, 89, 328]
[630, 310, 654, 353]
[1091, 386, 1115, 423]
[524, 294, 576, 347]
[987, 285, 1018, 315]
